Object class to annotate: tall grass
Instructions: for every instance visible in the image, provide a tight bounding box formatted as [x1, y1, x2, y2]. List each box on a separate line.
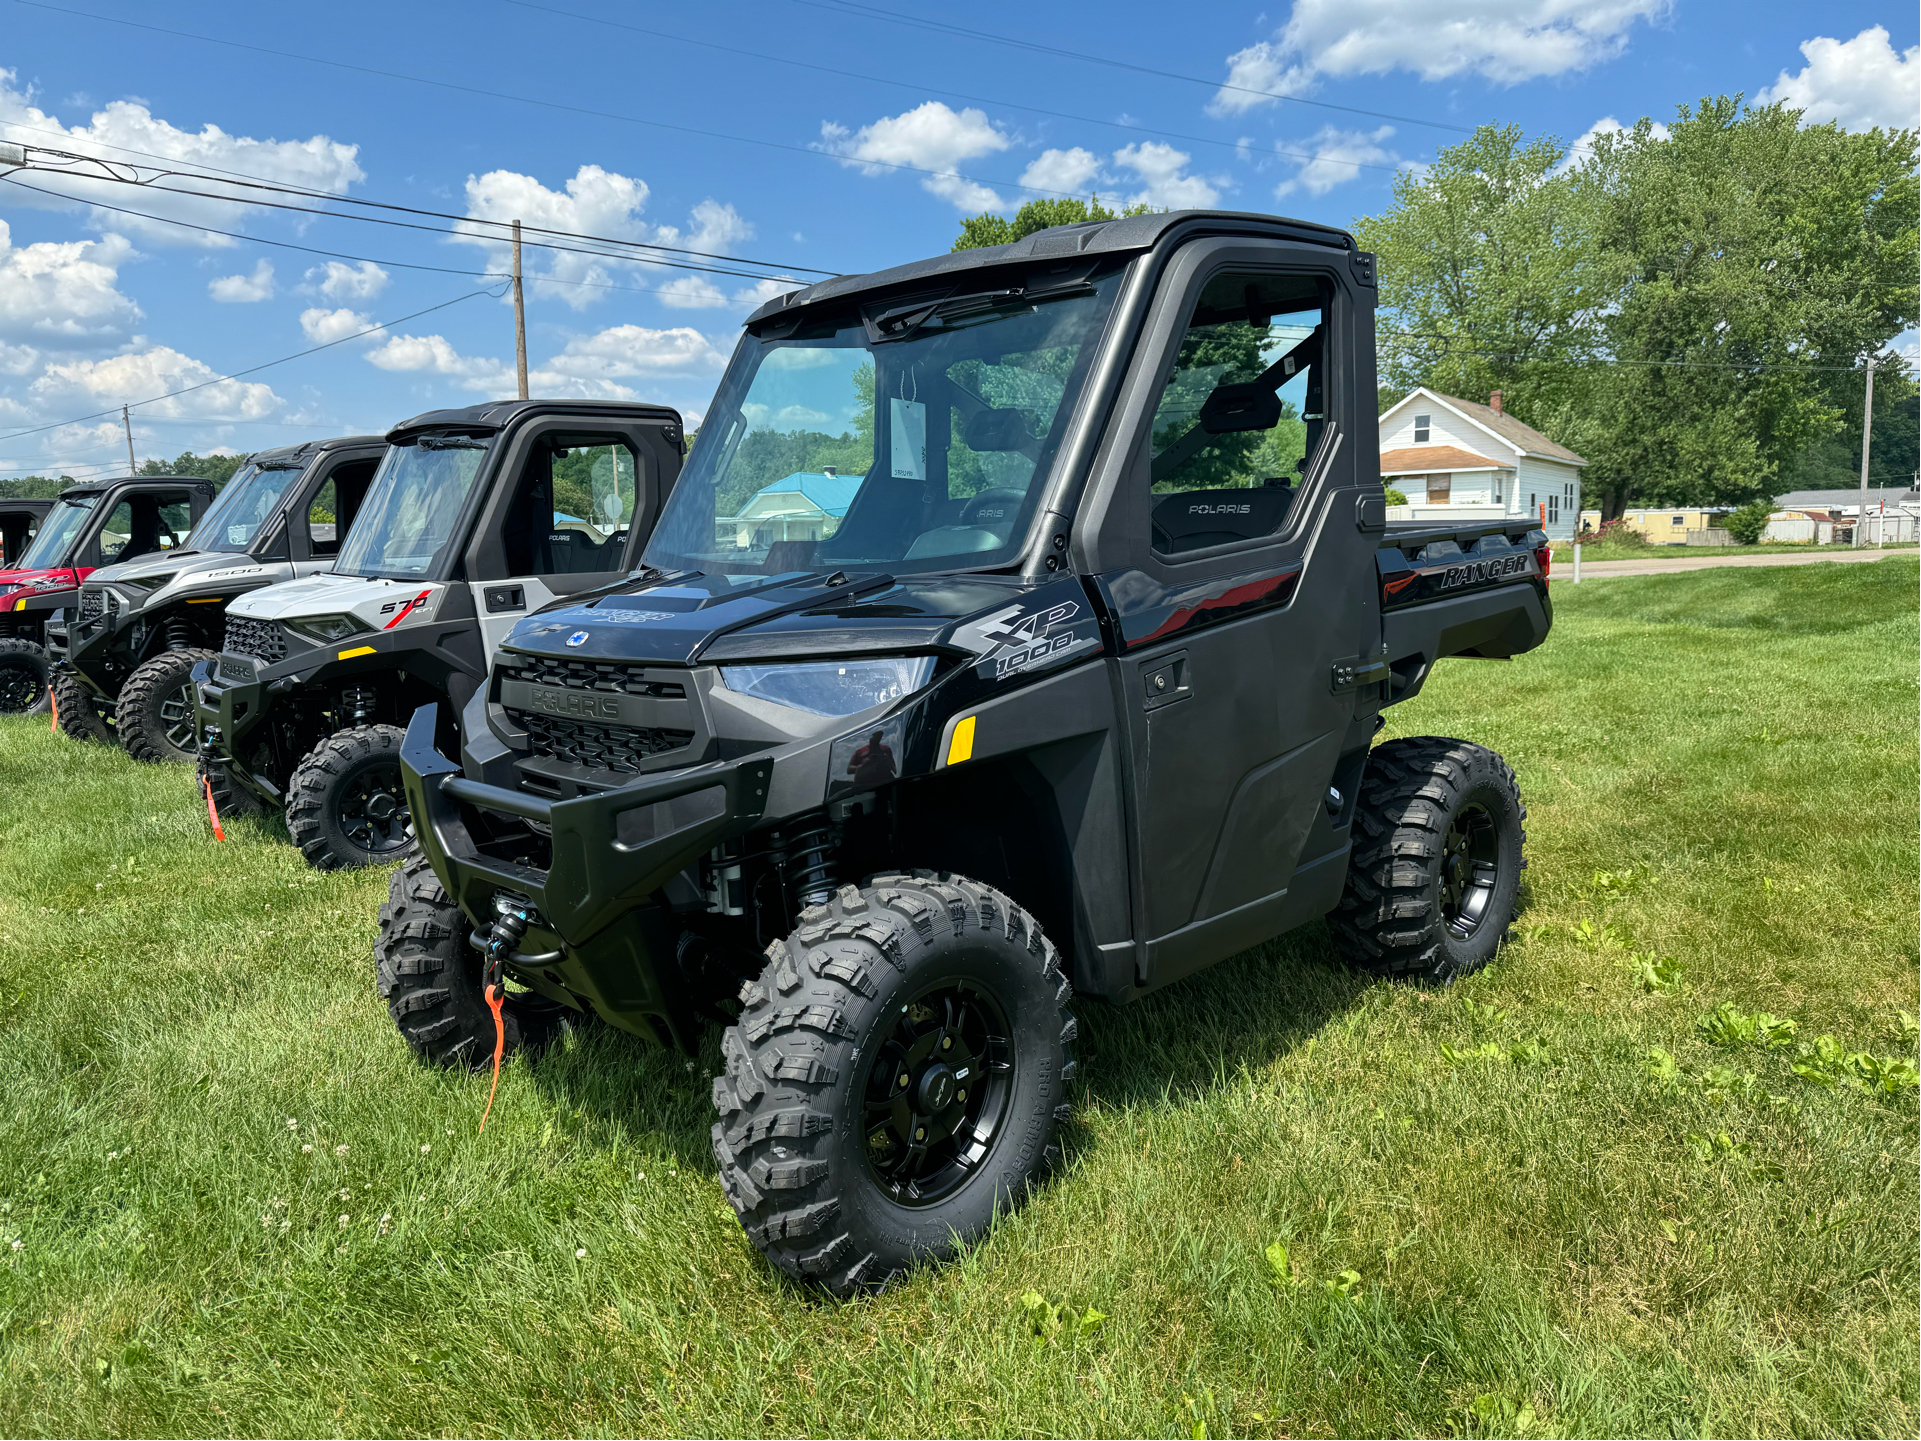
[0, 558, 1915, 1437]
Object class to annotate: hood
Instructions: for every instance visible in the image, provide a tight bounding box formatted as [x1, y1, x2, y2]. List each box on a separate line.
[500, 567, 1054, 668]
[91, 550, 294, 609]
[228, 571, 451, 634]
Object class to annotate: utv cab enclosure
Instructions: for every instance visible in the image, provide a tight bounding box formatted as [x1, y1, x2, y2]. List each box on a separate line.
[50, 435, 385, 762]
[0, 478, 213, 715]
[0, 498, 52, 569]
[194, 399, 681, 868]
[386, 210, 1554, 1294]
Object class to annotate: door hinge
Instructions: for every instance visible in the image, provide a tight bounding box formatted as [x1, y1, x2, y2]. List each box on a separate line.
[1330, 657, 1389, 694]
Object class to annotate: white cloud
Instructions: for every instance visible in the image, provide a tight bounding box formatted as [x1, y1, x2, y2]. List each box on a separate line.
[656, 276, 729, 309]
[299, 307, 382, 345]
[452, 168, 757, 310]
[819, 102, 1012, 210]
[1019, 147, 1104, 195]
[1113, 143, 1221, 209]
[31, 346, 279, 421]
[0, 68, 362, 246]
[1207, 41, 1319, 116]
[359, 323, 726, 403]
[313, 259, 389, 300]
[1211, 1, 1667, 107]
[1275, 126, 1399, 196]
[1756, 27, 1920, 133]
[543, 325, 728, 380]
[0, 220, 140, 343]
[208, 259, 274, 303]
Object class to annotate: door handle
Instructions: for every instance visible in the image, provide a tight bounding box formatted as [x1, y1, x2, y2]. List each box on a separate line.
[484, 585, 525, 613]
[1141, 651, 1189, 711]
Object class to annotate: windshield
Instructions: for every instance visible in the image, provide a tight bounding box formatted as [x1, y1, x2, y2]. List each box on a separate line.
[334, 433, 491, 579]
[189, 461, 304, 554]
[14, 495, 96, 571]
[643, 268, 1124, 577]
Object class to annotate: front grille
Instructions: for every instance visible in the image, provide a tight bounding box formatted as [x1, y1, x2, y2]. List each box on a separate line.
[78, 588, 105, 621]
[223, 615, 287, 665]
[497, 651, 685, 698]
[514, 711, 693, 774]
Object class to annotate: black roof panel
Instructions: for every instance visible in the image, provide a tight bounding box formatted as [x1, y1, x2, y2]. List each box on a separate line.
[386, 398, 682, 443]
[745, 208, 1355, 328]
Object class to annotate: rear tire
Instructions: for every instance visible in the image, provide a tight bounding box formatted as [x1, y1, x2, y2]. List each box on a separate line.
[0, 638, 50, 715]
[117, 648, 216, 763]
[286, 724, 417, 870]
[712, 873, 1076, 1296]
[376, 854, 569, 1068]
[51, 667, 113, 742]
[1331, 735, 1526, 983]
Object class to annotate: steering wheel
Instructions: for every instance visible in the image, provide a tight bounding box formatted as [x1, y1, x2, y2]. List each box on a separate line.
[958, 489, 1025, 528]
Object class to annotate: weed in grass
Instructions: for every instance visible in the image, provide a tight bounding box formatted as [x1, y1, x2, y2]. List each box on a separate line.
[1571, 917, 1629, 949]
[1018, 1289, 1106, 1342]
[1624, 951, 1686, 993]
[1469, 1391, 1539, 1435]
[1696, 1000, 1798, 1048]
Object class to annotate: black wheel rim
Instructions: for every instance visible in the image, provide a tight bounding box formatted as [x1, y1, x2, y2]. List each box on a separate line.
[1440, 800, 1501, 939]
[336, 761, 413, 856]
[861, 979, 1013, 1206]
[160, 679, 198, 754]
[0, 661, 40, 714]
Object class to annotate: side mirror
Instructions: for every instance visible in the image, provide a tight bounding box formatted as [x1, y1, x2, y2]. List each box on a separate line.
[1199, 382, 1282, 435]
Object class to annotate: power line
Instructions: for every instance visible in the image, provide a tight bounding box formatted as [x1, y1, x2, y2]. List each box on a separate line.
[505, 0, 1407, 177]
[0, 115, 829, 273]
[0, 287, 501, 445]
[12, 0, 1125, 205]
[0, 173, 799, 304]
[6, 155, 810, 286]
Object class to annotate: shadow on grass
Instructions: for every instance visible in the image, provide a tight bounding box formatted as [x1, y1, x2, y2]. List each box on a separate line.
[1074, 922, 1371, 1112]
[525, 1018, 725, 1166]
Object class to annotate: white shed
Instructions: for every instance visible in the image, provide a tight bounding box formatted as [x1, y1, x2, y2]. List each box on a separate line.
[1377, 388, 1589, 541]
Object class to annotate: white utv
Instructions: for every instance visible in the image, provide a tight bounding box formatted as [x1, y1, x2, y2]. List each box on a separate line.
[194, 399, 682, 868]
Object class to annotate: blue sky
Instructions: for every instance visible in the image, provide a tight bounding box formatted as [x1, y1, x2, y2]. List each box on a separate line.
[1, 0, 1914, 481]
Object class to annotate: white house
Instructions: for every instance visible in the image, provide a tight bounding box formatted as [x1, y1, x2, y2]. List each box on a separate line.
[1377, 389, 1589, 541]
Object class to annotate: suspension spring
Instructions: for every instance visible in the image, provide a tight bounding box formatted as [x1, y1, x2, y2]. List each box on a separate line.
[164, 614, 192, 651]
[783, 814, 840, 910]
[340, 683, 377, 725]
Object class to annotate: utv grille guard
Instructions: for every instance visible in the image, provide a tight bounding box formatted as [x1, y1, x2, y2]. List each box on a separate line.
[400, 702, 773, 953]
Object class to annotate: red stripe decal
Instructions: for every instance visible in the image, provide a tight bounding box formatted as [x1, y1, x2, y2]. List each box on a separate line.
[383, 588, 433, 630]
[1132, 566, 1301, 649]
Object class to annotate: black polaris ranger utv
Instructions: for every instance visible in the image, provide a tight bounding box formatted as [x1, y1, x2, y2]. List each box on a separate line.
[384, 210, 1553, 1295]
[194, 400, 682, 868]
[49, 435, 384, 762]
[0, 478, 214, 716]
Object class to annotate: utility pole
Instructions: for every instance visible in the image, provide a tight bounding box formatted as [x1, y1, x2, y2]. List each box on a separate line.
[1855, 354, 1875, 548]
[122, 404, 136, 473]
[510, 219, 526, 401]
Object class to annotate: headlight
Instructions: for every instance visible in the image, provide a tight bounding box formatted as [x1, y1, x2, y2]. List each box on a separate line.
[719, 656, 937, 717]
[286, 613, 364, 644]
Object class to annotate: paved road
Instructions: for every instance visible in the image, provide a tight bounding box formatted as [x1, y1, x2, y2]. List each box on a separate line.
[1564, 548, 1915, 579]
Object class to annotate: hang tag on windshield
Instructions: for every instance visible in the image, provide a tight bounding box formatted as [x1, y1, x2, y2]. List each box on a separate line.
[889, 398, 927, 481]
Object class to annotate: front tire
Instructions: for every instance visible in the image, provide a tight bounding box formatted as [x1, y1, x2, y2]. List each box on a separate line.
[285, 724, 417, 870]
[376, 855, 569, 1068]
[1331, 735, 1527, 983]
[0, 638, 51, 715]
[712, 873, 1076, 1296]
[116, 647, 216, 763]
[50, 666, 114, 742]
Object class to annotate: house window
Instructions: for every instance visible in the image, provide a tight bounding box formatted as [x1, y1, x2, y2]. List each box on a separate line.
[1671, 515, 1685, 526]
[1428, 475, 1451, 505]
[1413, 414, 1431, 444]
[1548, 492, 1558, 523]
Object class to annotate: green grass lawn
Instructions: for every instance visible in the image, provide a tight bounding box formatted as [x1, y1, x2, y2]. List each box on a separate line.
[1, 558, 1915, 1438]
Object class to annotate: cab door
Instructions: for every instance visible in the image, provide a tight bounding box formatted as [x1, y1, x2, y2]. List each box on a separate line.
[1081, 242, 1380, 989]
[292, 450, 383, 577]
[461, 418, 677, 664]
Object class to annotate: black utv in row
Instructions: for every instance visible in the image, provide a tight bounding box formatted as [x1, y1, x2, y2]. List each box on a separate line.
[381, 209, 1553, 1294]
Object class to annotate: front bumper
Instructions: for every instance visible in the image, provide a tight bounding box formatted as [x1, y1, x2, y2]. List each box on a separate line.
[194, 653, 277, 798]
[400, 703, 773, 1050]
